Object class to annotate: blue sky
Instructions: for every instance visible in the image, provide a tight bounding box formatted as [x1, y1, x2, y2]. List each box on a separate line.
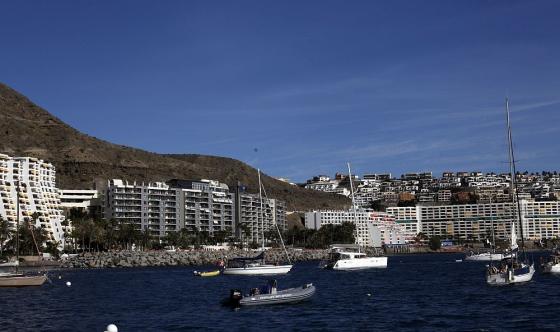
[1, 1, 559, 182]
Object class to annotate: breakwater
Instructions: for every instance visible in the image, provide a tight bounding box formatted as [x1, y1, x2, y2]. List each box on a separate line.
[60, 249, 329, 269]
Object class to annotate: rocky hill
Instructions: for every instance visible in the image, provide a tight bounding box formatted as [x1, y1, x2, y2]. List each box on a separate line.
[0, 83, 350, 211]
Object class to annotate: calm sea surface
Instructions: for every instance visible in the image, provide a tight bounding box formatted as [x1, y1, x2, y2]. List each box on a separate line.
[2, 253, 560, 331]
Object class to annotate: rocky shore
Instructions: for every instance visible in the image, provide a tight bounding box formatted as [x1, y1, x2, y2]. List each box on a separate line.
[60, 249, 329, 269]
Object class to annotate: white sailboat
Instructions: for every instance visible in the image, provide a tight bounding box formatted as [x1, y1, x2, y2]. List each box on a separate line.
[323, 163, 388, 270]
[0, 179, 47, 287]
[223, 169, 293, 276]
[486, 98, 535, 286]
[465, 197, 505, 262]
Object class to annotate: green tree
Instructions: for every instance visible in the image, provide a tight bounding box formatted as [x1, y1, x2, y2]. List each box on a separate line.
[429, 236, 441, 251]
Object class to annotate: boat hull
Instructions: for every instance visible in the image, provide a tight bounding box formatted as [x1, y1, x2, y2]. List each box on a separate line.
[486, 264, 535, 286]
[465, 253, 504, 261]
[0, 275, 47, 287]
[332, 256, 387, 270]
[239, 285, 315, 306]
[542, 263, 560, 274]
[223, 264, 293, 276]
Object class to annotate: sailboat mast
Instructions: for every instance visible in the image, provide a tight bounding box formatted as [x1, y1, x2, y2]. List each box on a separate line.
[258, 169, 265, 251]
[505, 97, 526, 253]
[259, 179, 292, 264]
[347, 163, 359, 252]
[490, 196, 496, 252]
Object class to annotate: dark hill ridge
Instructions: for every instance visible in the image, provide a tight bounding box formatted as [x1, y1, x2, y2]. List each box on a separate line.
[0, 83, 350, 211]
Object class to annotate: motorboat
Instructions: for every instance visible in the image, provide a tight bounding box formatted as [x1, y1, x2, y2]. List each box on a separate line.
[465, 251, 504, 262]
[226, 280, 315, 306]
[541, 249, 560, 273]
[323, 245, 387, 270]
[193, 270, 221, 277]
[222, 252, 293, 275]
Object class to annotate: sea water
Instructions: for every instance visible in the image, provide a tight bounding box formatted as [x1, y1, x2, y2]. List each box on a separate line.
[2, 253, 559, 331]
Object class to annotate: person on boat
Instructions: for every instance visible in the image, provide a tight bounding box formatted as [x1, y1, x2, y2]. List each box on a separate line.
[269, 279, 278, 294]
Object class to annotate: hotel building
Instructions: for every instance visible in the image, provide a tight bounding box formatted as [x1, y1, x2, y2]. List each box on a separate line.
[304, 210, 409, 247]
[237, 192, 286, 244]
[104, 179, 181, 237]
[104, 179, 287, 241]
[167, 179, 234, 235]
[384, 200, 560, 241]
[0, 154, 65, 243]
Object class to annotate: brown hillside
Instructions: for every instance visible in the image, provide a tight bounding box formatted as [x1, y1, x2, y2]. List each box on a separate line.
[0, 83, 350, 211]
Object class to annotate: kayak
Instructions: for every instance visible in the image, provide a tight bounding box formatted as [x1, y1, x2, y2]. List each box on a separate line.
[193, 270, 220, 277]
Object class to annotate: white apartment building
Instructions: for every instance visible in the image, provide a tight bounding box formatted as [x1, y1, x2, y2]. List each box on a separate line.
[417, 203, 515, 241]
[59, 189, 99, 211]
[167, 179, 234, 236]
[0, 154, 65, 243]
[305, 181, 350, 197]
[382, 200, 560, 242]
[238, 192, 286, 245]
[304, 210, 409, 247]
[104, 179, 181, 237]
[521, 200, 560, 240]
[104, 179, 287, 242]
[386, 206, 420, 237]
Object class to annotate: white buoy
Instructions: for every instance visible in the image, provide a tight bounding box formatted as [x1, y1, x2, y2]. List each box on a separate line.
[66, 281, 71, 287]
[367, 293, 371, 297]
[105, 324, 118, 332]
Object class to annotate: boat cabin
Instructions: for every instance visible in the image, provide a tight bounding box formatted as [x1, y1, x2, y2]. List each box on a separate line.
[226, 252, 265, 268]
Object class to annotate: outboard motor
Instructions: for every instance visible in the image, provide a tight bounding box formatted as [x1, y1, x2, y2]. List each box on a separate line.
[229, 289, 243, 305]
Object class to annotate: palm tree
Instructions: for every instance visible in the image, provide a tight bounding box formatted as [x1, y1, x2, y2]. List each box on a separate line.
[239, 223, 252, 248]
[140, 227, 152, 251]
[0, 216, 12, 257]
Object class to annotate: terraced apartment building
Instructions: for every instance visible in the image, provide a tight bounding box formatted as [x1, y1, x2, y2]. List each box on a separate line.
[0, 154, 65, 243]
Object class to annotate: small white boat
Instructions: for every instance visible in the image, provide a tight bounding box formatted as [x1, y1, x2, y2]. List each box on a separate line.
[0, 260, 19, 268]
[543, 262, 560, 274]
[323, 246, 387, 270]
[541, 250, 560, 273]
[465, 252, 504, 261]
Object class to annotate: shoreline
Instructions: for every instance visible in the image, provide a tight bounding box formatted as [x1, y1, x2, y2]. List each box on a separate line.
[56, 247, 549, 269]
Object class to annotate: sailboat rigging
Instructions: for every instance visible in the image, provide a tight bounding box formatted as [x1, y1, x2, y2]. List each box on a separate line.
[486, 98, 535, 285]
[222, 169, 293, 275]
